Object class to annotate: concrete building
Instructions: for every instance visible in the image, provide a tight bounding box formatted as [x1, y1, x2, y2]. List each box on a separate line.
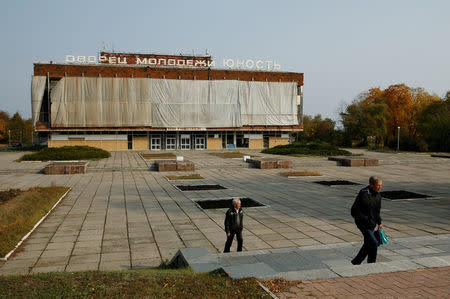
[31, 51, 303, 150]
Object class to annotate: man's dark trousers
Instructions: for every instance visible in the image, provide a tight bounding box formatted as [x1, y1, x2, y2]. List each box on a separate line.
[352, 228, 380, 264]
[224, 231, 243, 252]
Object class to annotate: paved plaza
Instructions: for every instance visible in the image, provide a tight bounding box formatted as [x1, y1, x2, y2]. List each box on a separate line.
[0, 149, 449, 280]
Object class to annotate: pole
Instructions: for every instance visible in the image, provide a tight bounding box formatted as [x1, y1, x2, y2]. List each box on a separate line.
[397, 126, 400, 151]
[8, 129, 10, 147]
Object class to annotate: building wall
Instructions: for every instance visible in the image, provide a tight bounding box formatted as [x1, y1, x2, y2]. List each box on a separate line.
[117, 140, 128, 151]
[85, 140, 102, 148]
[133, 136, 148, 150]
[101, 140, 117, 151]
[207, 137, 222, 150]
[68, 138, 85, 146]
[49, 140, 68, 147]
[249, 139, 263, 149]
[48, 134, 290, 151]
[34, 63, 303, 85]
[269, 137, 290, 148]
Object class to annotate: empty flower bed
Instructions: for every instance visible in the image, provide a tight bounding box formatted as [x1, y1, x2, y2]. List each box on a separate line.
[165, 174, 204, 180]
[280, 171, 322, 177]
[314, 180, 360, 186]
[141, 153, 176, 159]
[195, 197, 266, 209]
[381, 190, 432, 200]
[209, 151, 253, 158]
[175, 184, 227, 191]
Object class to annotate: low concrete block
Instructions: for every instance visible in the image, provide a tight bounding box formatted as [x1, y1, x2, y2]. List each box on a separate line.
[44, 161, 88, 174]
[247, 158, 292, 169]
[190, 262, 221, 273]
[169, 247, 218, 272]
[364, 158, 379, 166]
[328, 156, 379, 167]
[155, 160, 195, 172]
[222, 262, 278, 279]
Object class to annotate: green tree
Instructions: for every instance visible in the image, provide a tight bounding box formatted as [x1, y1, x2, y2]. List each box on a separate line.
[300, 114, 339, 144]
[341, 100, 388, 147]
[6, 112, 25, 144]
[418, 94, 450, 152]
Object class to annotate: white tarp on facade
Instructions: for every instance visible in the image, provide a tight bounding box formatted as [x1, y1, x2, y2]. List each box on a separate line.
[31, 76, 47, 125]
[36, 76, 298, 128]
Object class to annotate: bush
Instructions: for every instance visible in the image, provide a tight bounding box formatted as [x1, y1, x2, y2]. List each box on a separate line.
[386, 136, 428, 152]
[262, 141, 353, 156]
[20, 146, 111, 161]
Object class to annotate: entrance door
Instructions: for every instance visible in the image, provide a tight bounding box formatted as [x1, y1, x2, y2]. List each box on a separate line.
[195, 136, 205, 150]
[166, 137, 176, 150]
[263, 136, 269, 148]
[180, 135, 190, 150]
[150, 136, 161, 150]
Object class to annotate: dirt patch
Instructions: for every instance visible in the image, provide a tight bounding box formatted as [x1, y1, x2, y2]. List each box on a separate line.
[261, 278, 301, 294]
[142, 153, 176, 159]
[280, 171, 322, 177]
[0, 189, 22, 204]
[166, 174, 204, 180]
[209, 152, 256, 159]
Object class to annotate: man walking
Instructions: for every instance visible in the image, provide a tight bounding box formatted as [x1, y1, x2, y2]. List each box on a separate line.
[224, 198, 244, 253]
[351, 176, 383, 264]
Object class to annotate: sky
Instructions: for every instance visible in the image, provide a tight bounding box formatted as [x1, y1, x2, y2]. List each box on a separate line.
[2, 0, 449, 122]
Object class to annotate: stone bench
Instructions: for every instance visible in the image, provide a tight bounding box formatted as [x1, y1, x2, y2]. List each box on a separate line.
[328, 156, 379, 167]
[44, 161, 89, 174]
[246, 158, 292, 169]
[154, 160, 195, 172]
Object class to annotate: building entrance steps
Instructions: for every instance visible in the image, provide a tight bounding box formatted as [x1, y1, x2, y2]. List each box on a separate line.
[170, 234, 450, 280]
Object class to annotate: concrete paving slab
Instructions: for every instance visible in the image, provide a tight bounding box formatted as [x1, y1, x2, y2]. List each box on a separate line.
[414, 255, 450, 267]
[223, 262, 278, 279]
[276, 269, 339, 280]
[0, 150, 449, 277]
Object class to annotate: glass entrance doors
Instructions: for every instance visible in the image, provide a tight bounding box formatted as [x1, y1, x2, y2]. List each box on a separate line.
[180, 135, 190, 150]
[150, 136, 161, 150]
[166, 137, 176, 150]
[195, 136, 205, 150]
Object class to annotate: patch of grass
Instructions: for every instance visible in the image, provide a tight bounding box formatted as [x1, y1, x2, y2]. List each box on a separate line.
[19, 146, 110, 161]
[166, 174, 204, 180]
[262, 141, 353, 156]
[0, 270, 270, 298]
[209, 151, 254, 158]
[0, 186, 69, 257]
[142, 153, 177, 159]
[280, 171, 322, 177]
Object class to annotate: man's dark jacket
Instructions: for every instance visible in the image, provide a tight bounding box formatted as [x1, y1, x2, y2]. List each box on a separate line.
[224, 207, 243, 234]
[351, 186, 382, 230]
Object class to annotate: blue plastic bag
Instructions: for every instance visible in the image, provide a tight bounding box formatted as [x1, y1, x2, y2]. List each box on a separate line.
[379, 229, 389, 245]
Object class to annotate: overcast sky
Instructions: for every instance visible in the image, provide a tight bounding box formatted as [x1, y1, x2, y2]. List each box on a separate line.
[2, 0, 449, 122]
